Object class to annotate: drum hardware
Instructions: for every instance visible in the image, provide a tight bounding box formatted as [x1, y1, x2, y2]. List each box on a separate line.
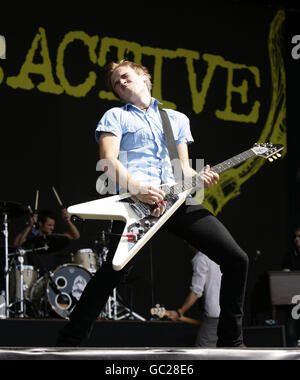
[7, 227, 71, 318]
[16, 233, 70, 319]
[0, 201, 30, 318]
[95, 222, 145, 322]
[9, 246, 46, 318]
[93, 223, 113, 267]
[3, 231, 68, 318]
[0, 293, 5, 319]
[15, 251, 25, 317]
[2, 211, 10, 318]
[2, 210, 145, 321]
[22, 234, 70, 254]
[100, 288, 146, 321]
[0, 193, 77, 319]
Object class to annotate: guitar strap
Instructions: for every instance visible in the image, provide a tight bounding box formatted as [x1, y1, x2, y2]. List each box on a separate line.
[158, 108, 182, 182]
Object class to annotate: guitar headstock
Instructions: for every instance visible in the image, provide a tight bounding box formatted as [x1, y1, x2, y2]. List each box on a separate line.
[150, 304, 167, 319]
[252, 143, 284, 162]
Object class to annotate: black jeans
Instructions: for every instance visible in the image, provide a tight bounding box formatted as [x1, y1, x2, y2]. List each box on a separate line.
[57, 204, 248, 347]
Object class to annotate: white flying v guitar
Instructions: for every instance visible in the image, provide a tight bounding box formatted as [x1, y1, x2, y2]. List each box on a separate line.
[68, 143, 283, 271]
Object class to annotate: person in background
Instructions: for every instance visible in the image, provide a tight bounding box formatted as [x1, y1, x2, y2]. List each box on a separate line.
[280, 227, 300, 346]
[13, 209, 80, 273]
[166, 246, 221, 347]
[282, 227, 300, 271]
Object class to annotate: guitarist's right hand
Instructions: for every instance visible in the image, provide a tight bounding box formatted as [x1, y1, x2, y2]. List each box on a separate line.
[129, 182, 166, 217]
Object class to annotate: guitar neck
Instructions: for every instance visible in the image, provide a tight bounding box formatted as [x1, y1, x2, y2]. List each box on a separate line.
[168, 148, 256, 196]
[210, 148, 256, 175]
[179, 315, 201, 326]
[163, 310, 201, 326]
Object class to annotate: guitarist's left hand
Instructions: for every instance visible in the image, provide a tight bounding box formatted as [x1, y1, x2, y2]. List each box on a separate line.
[166, 310, 180, 322]
[200, 165, 219, 188]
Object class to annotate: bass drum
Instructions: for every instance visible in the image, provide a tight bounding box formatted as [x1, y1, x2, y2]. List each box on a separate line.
[30, 264, 92, 319]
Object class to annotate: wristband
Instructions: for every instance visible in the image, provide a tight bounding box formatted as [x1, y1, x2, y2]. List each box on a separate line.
[177, 309, 183, 318]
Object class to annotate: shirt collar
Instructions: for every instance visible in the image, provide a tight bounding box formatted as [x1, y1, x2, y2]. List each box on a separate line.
[124, 98, 162, 111]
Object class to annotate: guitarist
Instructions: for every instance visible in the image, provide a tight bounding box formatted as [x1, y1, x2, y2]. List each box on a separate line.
[56, 60, 249, 348]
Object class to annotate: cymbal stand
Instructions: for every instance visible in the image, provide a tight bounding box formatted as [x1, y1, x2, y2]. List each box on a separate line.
[16, 251, 25, 318]
[2, 212, 10, 318]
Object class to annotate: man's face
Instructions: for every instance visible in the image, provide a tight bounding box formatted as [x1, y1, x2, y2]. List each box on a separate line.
[39, 217, 55, 235]
[295, 230, 300, 250]
[111, 65, 148, 103]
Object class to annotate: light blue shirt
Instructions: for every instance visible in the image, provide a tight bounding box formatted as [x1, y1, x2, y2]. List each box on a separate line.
[95, 98, 194, 188]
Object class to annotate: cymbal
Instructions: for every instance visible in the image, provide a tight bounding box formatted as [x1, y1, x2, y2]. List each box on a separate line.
[0, 201, 29, 218]
[22, 234, 70, 254]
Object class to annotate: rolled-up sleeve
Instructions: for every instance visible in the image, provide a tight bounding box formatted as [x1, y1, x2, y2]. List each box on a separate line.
[190, 254, 209, 298]
[95, 108, 123, 142]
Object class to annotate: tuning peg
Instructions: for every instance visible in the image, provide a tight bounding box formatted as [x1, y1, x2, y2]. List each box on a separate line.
[276, 153, 282, 158]
[268, 157, 274, 163]
[272, 155, 278, 160]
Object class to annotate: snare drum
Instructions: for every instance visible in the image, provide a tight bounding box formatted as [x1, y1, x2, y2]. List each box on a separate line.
[10, 265, 38, 301]
[30, 264, 92, 319]
[73, 249, 99, 273]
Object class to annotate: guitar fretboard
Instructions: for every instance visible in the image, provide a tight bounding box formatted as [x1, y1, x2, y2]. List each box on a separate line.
[211, 149, 256, 175]
[165, 148, 256, 196]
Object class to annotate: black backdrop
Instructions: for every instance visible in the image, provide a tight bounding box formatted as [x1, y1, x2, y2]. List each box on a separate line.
[0, 2, 299, 323]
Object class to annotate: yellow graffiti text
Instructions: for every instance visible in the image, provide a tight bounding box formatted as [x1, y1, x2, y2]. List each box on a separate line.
[6, 27, 63, 94]
[3, 28, 260, 122]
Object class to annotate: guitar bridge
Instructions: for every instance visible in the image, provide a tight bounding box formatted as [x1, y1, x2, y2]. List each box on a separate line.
[129, 199, 151, 218]
[129, 192, 179, 219]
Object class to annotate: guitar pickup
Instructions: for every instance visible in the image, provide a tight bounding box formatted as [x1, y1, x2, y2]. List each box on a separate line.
[130, 203, 144, 218]
[130, 200, 151, 218]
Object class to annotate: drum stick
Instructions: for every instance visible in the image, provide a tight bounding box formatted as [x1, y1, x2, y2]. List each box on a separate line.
[34, 190, 39, 212]
[52, 186, 64, 207]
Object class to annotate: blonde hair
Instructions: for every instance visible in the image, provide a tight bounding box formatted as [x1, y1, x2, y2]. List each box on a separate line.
[105, 60, 152, 96]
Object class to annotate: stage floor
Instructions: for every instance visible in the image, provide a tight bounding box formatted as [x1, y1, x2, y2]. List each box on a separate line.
[1, 347, 300, 360]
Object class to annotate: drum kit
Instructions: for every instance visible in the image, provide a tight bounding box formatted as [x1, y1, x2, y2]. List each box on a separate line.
[0, 200, 145, 321]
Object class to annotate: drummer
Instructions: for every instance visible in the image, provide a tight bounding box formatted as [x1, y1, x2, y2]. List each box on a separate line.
[13, 209, 80, 274]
